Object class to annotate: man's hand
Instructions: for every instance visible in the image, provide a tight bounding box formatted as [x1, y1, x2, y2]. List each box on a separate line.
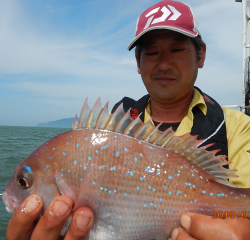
[6, 194, 94, 240]
[169, 212, 250, 240]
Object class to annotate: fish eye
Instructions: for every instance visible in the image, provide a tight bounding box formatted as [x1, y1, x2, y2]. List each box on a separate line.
[16, 166, 33, 189]
[17, 177, 30, 189]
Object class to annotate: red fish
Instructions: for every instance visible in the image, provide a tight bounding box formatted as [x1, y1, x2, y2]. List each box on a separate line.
[3, 98, 250, 239]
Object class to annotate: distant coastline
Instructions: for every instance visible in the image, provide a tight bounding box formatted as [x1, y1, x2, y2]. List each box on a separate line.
[36, 117, 79, 128]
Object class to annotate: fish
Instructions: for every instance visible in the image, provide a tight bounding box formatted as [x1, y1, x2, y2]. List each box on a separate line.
[2, 98, 250, 240]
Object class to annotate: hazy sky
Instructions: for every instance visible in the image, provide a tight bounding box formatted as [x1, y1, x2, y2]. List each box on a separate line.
[0, 0, 243, 126]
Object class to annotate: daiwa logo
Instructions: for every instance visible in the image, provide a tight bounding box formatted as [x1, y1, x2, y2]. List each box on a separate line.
[144, 5, 181, 29]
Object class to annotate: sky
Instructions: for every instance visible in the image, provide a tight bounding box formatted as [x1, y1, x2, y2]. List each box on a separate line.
[0, 0, 243, 126]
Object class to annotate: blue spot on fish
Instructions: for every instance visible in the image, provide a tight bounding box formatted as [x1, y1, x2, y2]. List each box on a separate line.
[109, 190, 112, 193]
[61, 168, 63, 171]
[77, 143, 79, 148]
[114, 189, 117, 193]
[88, 157, 92, 161]
[140, 177, 144, 181]
[184, 194, 187, 197]
[99, 165, 105, 169]
[115, 135, 117, 138]
[139, 153, 143, 157]
[177, 174, 180, 177]
[36, 153, 38, 155]
[96, 150, 99, 153]
[68, 170, 70, 172]
[136, 210, 139, 213]
[110, 167, 116, 171]
[160, 198, 162, 201]
[74, 160, 77, 165]
[169, 191, 172, 195]
[148, 186, 152, 190]
[210, 193, 214, 196]
[67, 142, 69, 145]
[24, 166, 32, 172]
[44, 165, 49, 172]
[177, 191, 181, 196]
[128, 171, 134, 176]
[144, 204, 147, 207]
[61, 174, 63, 176]
[124, 148, 128, 151]
[137, 186, 140, 190]
[163, 185, 167, 189]
[166, 154, 169, 157]
[161, 162, 165, 166]
[85, 138, 88, 140]
[80, 178, 83, 181]
[190, 201, 193, 204]
[134, 158, 138, 162]
[84, 166, 87, 170]
[202, 191, 206, 194]
[193, 185, 196, 188]
[153, 188, 156, 192]
[53, 148, 55, 150]
[116, 151, 119, 157]
[149, 146, 153, 149]
[124, 193, 128, 196]
[168, 176, 172, 180]
[63, 152, 66, 156]
[50, 157, 53, 160]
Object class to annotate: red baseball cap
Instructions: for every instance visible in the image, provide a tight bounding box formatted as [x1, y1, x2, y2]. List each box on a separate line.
[128, 0, 200, 50]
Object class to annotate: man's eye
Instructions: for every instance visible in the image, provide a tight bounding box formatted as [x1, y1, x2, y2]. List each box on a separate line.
[172, 49, 184, 52]
[146, 52, 158, 55]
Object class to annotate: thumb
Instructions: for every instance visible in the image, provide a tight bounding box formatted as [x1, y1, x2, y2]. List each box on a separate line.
[180, 212, 250, 240]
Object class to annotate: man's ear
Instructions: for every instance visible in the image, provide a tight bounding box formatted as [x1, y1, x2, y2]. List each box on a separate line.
[198, 43, 206, 69]
[135, 54, 141, 74]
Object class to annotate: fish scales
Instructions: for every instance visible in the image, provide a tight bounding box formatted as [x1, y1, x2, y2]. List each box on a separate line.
[3, 98, 250, 240]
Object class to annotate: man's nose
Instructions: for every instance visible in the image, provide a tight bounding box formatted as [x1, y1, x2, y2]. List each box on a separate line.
[157, 52, 173, 71]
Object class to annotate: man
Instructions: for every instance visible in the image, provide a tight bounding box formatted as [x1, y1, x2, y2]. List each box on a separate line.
[6, 1, 250, 239]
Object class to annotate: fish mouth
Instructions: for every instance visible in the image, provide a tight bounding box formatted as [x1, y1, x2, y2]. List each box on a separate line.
[2, 191, 16, 213]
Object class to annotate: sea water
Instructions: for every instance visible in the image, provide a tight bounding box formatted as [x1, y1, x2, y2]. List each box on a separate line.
[0, 126, 70, 239]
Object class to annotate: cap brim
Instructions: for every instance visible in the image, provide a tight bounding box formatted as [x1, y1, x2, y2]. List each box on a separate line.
[127, 26, 198, 51]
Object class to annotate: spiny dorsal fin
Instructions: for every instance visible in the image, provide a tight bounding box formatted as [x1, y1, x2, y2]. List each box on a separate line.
[78, 98, 91, 129]
[85, 97, 102, 128]
[73, 98, 238, 183]
[95, 101, 110, 129]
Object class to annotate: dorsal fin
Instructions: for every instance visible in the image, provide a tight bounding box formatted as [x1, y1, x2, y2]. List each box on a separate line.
[78, 98, 91, 128]
[73, 98, 238, 184]
[85, 97, 102, 128]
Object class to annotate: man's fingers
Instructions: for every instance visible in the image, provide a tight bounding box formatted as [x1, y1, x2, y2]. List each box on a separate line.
[6, 194, 43, 240]
[179, 212, 250, 240]
[30, 195, 73, 240]
[169, 227, 198, 240]
[64, 207, 94, 240]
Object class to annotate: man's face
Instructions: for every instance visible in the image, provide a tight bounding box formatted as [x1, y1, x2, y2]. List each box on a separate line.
[136, 30, 206, 104]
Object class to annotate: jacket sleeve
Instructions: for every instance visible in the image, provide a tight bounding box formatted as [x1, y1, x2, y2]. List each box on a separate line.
[223, 107, 250, 188]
